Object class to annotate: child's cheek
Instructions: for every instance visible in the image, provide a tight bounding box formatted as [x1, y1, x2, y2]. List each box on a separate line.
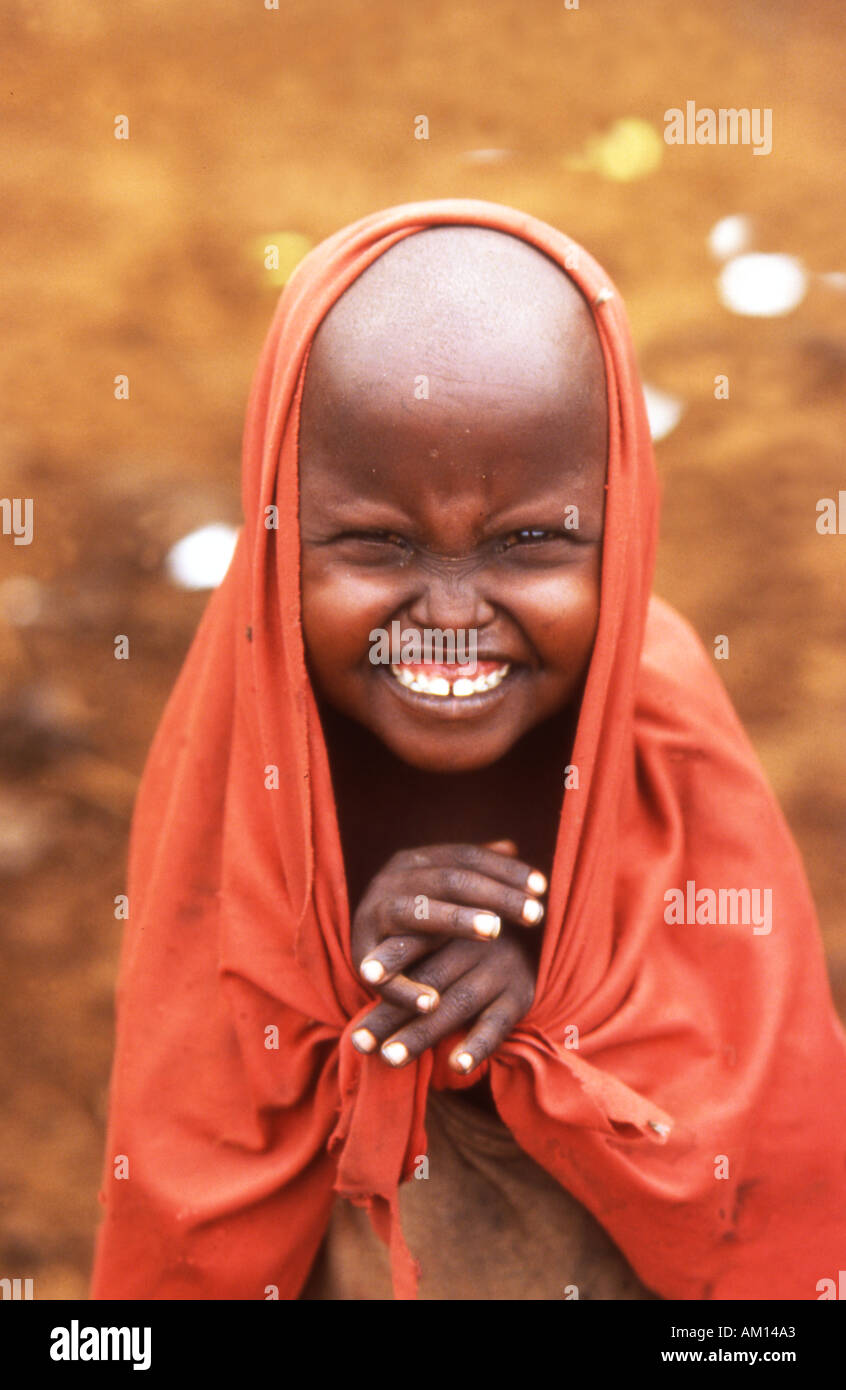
[499, 564, 600, 656]
[550, 577, 602, 684]
[300, 555, 401, 674]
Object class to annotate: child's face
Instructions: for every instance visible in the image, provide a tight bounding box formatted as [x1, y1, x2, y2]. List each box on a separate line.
[298, 230, 608, 773]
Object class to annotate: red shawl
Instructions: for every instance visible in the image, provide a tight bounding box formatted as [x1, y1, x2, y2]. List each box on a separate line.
[91, 199, 846, 1300]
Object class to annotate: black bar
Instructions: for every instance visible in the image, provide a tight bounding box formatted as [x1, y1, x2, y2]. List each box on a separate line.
[2, 1298, 845, 1377]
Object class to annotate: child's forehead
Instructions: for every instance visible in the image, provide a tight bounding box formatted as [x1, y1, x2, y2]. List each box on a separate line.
[298, 230, 609, 521]
[302, 227, 606, 435]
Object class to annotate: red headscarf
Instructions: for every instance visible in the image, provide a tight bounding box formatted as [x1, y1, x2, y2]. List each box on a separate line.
[91, 199, 846, 1300]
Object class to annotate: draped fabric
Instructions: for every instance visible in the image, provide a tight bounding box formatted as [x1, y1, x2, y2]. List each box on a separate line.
[90, 199, 846, 1301]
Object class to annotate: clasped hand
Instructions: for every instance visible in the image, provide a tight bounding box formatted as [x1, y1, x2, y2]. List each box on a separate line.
[350, 840, 546, 1075]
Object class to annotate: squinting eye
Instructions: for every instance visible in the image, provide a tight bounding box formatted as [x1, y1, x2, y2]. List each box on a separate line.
[501, 528, 562, 547]
[335, 530, 414, 563]
[345, 530, 408, 547]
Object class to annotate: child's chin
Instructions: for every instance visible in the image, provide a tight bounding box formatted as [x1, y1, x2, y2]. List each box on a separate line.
[375, 725, 520, 774]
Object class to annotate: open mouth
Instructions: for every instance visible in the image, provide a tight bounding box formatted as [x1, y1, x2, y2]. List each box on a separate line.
[389, 660, 511, 698]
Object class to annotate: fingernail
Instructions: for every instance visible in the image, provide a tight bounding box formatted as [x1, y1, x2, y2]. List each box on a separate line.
[522, 898, 544, 924]
[527, 870, 547, 895]
[360, 959, 385, 983]
[417, 992, 437, 1012]
[382, 1041, 408, 1067]
[472, 912, 501, 938]
[454, 1051, 475, 1072]
[351, 1028, 377, 1053]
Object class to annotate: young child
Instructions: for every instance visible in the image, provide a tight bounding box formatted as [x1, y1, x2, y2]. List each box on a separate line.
[90, 199, 846, 1301]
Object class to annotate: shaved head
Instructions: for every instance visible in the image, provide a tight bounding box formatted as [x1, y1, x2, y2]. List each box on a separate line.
[306, 225, 605, 428]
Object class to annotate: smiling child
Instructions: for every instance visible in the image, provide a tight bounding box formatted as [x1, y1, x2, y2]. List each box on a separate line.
[298, 224, 605, 1089]
[91, 199, 846, 1301]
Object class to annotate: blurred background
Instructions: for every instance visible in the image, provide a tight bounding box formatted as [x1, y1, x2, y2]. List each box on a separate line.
[1, 0, 843, 1298]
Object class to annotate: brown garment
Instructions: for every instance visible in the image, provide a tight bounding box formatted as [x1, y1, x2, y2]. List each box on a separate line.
[301, 1088, 658, 1300]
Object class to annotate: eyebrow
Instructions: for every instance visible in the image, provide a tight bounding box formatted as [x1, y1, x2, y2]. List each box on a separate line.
[302, 488, 601, 538]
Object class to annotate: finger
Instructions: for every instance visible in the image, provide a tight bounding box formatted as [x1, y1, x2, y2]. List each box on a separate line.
[358, 900, 503, 1005]
[351, 999, 416, 1054]
[402, 864, 545, 927]
[351, 939, 483, 1053]
[358, 928, 455, 995]
[351, 910, 382, 974]
[403, 937, 489, 993]
[362, 933, 484, 1017]
[367, 966, 442, 1015]
[448, 992, 529, 1075]
[359, 932, 445, 988]
[377, 961, 502, 1067]
[365, 895, 506, 950]
[482, 840, 519, 856]
[401, 843, 547, 899]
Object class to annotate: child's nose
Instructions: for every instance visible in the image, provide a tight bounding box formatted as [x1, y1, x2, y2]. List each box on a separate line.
[406, 566, 496, 632]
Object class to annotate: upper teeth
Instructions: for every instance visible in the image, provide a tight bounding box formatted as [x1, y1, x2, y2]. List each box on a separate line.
[390, 664, 510, 697]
